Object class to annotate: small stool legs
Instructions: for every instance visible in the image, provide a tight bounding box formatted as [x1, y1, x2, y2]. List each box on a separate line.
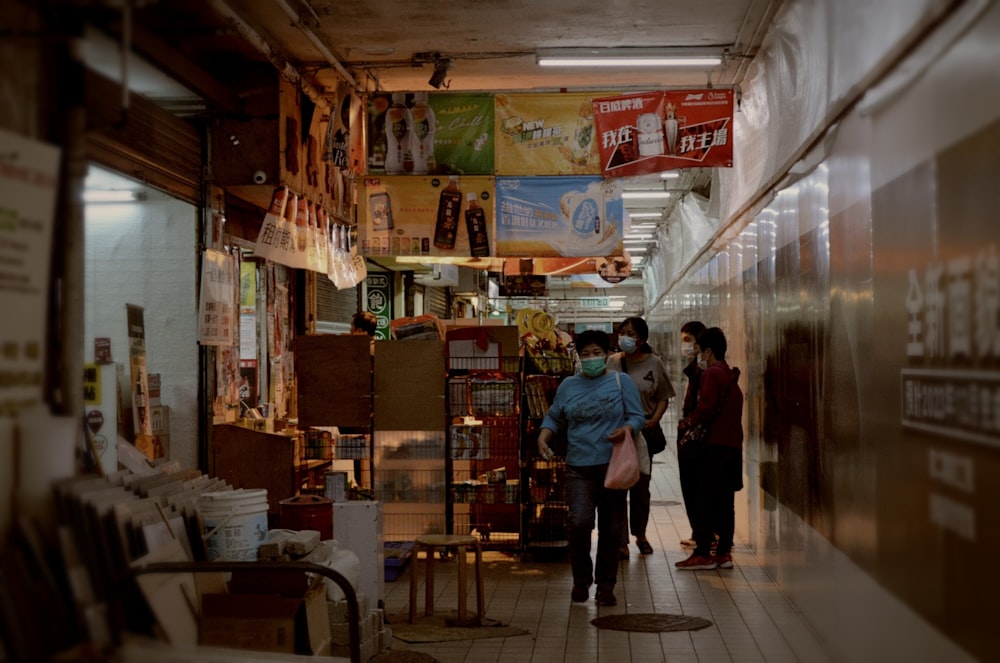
[407, 534, 484, 626]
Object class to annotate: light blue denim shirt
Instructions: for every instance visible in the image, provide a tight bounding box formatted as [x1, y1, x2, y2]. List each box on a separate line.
[541, 371, 647, 467]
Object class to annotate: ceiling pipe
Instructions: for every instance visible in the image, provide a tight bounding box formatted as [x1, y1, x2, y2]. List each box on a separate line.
[271, 0, 362, 92]
[206, 0, 328, 107]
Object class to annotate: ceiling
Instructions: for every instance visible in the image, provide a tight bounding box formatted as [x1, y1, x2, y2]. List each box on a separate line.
[81, 0, 782, 318]
[101, 0, 780, 96]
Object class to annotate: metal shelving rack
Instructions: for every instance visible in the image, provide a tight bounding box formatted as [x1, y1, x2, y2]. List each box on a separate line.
[520, 358, 575, 558]
[445, 349, 523, 551]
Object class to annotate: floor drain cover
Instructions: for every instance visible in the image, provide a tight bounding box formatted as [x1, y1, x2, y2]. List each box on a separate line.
[591, 613, 713, 632]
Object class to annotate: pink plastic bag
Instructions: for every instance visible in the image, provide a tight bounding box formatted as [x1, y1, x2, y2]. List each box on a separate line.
[604, 429, 640, 490]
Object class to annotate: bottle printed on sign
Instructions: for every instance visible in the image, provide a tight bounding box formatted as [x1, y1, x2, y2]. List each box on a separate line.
[636, 112, 665, 157]
[434, 176, 462, 250]
[369, 192, 393, 230]
[464, 192, 490, 257]
[664, 103, 679, 155]
[385, 93, 412, 175]
[410, 91, 436, 175]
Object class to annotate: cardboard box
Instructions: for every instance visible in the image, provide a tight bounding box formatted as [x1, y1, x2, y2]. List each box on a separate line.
[374, 340, 445, 431]
[200, 593, 300, 653]
[200, 575, 330, 655]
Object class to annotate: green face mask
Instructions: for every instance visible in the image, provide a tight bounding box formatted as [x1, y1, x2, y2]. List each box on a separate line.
[580, 356, 606, 377]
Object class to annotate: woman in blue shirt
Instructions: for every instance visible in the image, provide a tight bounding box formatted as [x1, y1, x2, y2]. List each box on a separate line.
[537, 330, 647, 607]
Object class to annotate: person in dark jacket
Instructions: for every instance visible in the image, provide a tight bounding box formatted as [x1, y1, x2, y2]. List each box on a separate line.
[675, 327, 744, 570]
[677, 320, 706, 548]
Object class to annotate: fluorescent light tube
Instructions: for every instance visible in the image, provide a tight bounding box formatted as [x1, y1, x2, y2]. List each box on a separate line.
[622, 191, 671, 200]
[537, 48, 723, 67]
[660, 172, 680, 179]
[84, 190, 137, 203]
[626, 211, 663, 219]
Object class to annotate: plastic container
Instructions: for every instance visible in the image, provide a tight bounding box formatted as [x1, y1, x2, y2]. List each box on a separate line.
[198, 489, 269, 561]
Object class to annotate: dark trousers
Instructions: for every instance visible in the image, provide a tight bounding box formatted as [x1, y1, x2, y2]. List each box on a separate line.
[620, 469, 652, 545]
[566, 464, 627, 590]
[690, 445, 742, 556]
[677, 435, 699, 538]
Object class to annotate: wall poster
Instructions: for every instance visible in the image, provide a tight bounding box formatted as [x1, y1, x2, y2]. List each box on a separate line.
[0, 129, 59, 418]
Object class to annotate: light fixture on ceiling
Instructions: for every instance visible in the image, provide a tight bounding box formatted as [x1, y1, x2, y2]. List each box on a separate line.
[428, 56, 452, 89]
[536, 47, 723, 68]
[622, 191, 671, 200]
[625, 211, 663, 219]
[83, 190, 141, 203]
[660, 172, 681, 179]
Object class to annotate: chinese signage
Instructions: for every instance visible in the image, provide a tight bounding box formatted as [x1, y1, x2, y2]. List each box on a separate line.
[494, 92, 610, 175]
[592, 89, 734, 177]
[901, 244, 1000, 448]
[0, 129, 59, 418]
[494, 176, 623, 257]
[198, 249, 237, 346]
[365, 273, 392, 340]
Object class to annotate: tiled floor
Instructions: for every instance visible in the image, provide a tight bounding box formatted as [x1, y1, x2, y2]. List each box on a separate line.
[382, 449, 833, 663]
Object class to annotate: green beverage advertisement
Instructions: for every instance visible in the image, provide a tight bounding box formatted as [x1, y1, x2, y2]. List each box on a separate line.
[367, 92, 494, 175]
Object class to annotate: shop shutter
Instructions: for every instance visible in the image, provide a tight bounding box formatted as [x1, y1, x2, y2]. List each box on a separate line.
[316, 276, 358, 334]
[425, 285, 450, 319]
[84, 69, 202, 204]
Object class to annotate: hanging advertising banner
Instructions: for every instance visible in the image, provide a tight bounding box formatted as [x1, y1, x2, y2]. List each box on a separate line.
[499, 275, 548, 297]
[323, 82, 364, 223]
[596, 253, 634, 283]
[494, 176, 623, 258]
[592, 89, 734, 177]
[502, 257, 598, 276]
[359, 175, 494, 257]
[0, 129, 59, 418]
[494, 92, 612, 175]
[366, 92, 494, 175]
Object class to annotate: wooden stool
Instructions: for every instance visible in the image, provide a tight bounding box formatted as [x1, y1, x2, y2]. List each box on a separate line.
[408, 534, 485, 626]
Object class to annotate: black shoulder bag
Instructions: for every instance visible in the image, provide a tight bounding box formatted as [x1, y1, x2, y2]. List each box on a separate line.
[622, 355, 668, 456]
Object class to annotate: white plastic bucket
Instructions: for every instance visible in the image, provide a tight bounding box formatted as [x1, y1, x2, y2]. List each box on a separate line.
[198, 489, 269, 561]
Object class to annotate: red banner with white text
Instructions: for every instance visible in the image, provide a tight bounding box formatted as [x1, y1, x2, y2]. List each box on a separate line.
[592, 89, 734, 177]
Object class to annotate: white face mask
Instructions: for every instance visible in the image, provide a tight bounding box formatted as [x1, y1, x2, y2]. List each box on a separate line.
[681, 341, 696, 358]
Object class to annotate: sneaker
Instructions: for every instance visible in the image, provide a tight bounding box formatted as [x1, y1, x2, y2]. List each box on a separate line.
[674, 553, 718, 570]
[715, 553, 733, 568]
[618, 545, 630, 560]
[680, 538, 696, 548]
[636, 538, 654, 555]
[571, 585, 589, 603]
[595, 587, 617, 606]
